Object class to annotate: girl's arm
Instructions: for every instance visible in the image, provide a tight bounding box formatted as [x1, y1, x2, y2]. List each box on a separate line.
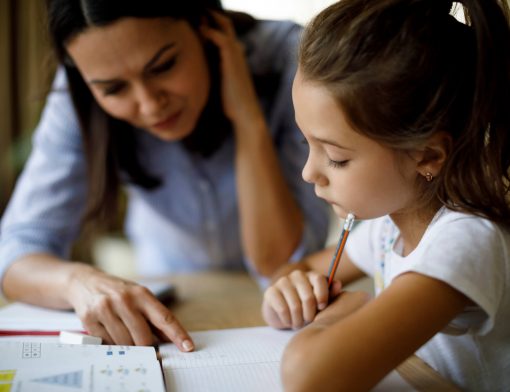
[281, 272, 470, 391]
[262, 249, 366, 328]
[3, 255, 194, 351]
[201, 13, 304, 277]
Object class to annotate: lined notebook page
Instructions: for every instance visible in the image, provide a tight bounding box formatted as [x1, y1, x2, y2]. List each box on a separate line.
[159, 326, 417, 392]
[160, 327, 294, 392]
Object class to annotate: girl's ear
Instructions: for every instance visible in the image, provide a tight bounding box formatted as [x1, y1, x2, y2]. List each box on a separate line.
[409, 131, 452, 179]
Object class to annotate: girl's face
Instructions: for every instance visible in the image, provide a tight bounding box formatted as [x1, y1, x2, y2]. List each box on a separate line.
[292, 69, 420, 220]
[66, 17, 210, 141]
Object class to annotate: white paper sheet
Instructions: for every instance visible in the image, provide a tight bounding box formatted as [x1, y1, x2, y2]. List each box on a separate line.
[0, 303, 83, 332]
[160, 326, 417, 392]
[161, 327, 293, 392]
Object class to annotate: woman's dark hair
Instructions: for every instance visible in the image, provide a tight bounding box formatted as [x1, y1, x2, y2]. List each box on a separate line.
[299, 0, 510, 226]
[46, 0, 255, 226]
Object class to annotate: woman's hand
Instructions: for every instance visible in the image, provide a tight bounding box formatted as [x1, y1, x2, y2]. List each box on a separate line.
[66, 264, 194, 351]
[262, 270, 343, 329]
[200, 11, 265, 129]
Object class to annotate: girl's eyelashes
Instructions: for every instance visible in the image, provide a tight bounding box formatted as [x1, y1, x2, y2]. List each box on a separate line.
[328, 159, 349, 168]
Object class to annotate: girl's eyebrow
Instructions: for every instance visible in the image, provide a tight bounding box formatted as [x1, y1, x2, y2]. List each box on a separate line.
[312, 135, 354, 151]
[88, 43, 176, 85]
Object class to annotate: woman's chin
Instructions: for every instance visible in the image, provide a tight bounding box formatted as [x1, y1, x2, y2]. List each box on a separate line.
[147, 126, 193, 142]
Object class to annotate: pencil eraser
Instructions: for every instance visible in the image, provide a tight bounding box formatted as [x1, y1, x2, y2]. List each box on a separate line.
[59, 330, 102, 345]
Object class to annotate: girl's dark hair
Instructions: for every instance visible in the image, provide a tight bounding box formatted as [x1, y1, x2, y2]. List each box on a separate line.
[299, 0, 510, 226]
[46, 0, 255, 226]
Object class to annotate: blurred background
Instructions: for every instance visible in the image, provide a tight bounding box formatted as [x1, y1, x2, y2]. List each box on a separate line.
[0, 0, 345, 280]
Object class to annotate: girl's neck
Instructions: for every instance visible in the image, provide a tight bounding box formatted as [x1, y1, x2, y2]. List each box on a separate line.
[390, 203, 442, 257]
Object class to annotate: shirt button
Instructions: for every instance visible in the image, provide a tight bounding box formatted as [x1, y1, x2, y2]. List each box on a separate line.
[199, 181, 209, 192]
[206, 221, 215, 231]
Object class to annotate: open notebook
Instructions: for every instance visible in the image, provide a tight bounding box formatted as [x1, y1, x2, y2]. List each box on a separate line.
[160, 327, 416, 392]
[161, 327, 293, 391]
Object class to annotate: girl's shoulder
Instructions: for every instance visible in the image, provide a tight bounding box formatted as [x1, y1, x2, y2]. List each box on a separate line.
[427, 208, 510, 247]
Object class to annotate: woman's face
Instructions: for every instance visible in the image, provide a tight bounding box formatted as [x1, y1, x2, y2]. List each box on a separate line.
[66, 17, 210, 141]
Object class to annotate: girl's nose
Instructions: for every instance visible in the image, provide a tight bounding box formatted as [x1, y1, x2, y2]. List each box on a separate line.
[302, 155, 328, 186]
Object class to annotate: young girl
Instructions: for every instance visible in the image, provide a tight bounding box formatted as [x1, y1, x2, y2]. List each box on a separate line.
[262, 0, 510, 390]
[0, 0, 329, 349]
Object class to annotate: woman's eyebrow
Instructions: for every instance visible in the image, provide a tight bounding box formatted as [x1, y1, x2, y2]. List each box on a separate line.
[88, 43, 176, 85]
[143, 43, 176, 72]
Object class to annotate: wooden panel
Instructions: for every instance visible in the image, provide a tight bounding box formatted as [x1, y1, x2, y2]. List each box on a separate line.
[15, 0, 53, 138]
[0, 0, 54, 213]
[0, 0, 14, 212]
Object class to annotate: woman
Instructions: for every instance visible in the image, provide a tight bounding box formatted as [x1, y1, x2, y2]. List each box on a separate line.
[0, 0, 328, 349]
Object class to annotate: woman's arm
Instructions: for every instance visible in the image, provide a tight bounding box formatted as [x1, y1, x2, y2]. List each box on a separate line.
[3, 254, 194, 351]
[281, 272, 469, 391]
[201, 14, 305, 277]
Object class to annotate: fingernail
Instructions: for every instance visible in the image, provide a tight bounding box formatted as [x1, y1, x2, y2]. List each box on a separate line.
[182, 339, 194, 352]
[318, 303, 326, 310]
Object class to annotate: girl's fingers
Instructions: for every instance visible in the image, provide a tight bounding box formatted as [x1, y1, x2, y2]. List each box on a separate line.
[263, 286, 292, 328]
[289, 271, 317, 324]
[308, 271, 330, 310]
[275, 276, 304, 328]
[329, 279, 343, 298]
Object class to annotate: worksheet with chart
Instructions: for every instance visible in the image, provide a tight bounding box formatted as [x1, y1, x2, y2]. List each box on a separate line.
[0, 341, 165, 392]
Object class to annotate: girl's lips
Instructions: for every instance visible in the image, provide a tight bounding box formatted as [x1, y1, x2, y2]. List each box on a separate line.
[152, 110, 182, 130]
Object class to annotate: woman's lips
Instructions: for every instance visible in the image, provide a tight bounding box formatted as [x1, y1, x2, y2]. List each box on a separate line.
[152, 110, 182, 130]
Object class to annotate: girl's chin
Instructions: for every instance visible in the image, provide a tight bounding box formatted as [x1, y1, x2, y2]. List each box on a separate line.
[331, 205, 360, 221]
[331, 204, 347, 217]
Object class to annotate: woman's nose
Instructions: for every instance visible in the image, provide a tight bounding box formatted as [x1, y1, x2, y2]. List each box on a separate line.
[137, 84, 167, 117]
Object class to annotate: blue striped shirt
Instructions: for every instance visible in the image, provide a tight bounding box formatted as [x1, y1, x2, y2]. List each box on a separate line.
[0, 20, 329, 294]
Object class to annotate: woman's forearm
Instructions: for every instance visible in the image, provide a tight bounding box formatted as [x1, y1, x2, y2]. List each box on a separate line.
[2, 254, 87, 309]
[235, 119, 303, 277]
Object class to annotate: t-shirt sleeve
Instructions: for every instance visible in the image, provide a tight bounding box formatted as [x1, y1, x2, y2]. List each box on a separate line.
[408, 216, 507, 335]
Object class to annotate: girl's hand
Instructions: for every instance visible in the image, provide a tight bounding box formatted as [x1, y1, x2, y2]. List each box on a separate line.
[66, 264, 194, 351]
[200, 12, 265, 129]
[262, 270, 343, 329]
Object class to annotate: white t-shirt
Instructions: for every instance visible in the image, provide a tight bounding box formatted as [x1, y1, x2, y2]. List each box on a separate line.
[346, 208, 510, 391]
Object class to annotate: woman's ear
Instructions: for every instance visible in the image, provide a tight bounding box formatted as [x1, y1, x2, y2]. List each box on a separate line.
[410, 131, 452, 180]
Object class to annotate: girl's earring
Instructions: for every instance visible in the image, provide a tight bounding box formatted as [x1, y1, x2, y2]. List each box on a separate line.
[425, 172, 433, 182]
